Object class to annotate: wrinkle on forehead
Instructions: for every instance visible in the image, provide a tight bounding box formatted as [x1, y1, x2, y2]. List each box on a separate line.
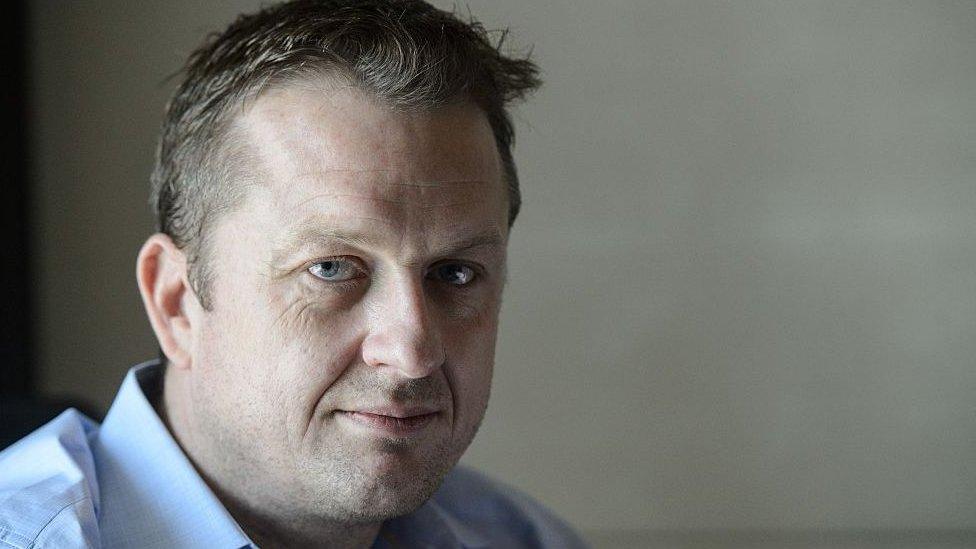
[294, 168, 495, 186]
[273, 165, 503, 225]
[265, 171, 505, 254]
[284, 187, 494, 218]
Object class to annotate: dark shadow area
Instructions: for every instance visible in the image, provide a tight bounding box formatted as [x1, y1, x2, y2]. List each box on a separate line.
[0, 397, 104, 450]
[0, 2, 102, 452]
[0, 2, 32, 397]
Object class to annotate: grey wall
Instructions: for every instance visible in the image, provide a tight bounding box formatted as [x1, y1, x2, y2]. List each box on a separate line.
[30, 0, 976, 543]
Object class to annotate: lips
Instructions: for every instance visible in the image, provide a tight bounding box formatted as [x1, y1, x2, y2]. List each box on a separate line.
[336, 406, 440, 436]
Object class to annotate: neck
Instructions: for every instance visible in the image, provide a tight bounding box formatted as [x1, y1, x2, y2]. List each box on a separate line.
[159, 364, 383, 549]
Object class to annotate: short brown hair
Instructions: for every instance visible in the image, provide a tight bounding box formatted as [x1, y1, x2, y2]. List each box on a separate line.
[150, 0, 541, 308]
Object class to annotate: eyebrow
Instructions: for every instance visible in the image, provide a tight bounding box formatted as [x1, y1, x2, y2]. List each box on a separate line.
[271, 224, 505, 265]
[435, 231, 506, 255]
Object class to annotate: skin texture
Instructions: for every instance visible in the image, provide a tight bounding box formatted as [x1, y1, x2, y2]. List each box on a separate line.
[136, 80, 509, 548]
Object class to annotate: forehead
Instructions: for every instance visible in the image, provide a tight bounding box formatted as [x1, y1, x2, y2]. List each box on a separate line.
[228, 80, 507, 245]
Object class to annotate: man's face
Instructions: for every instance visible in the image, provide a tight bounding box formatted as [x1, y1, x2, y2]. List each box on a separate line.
[185, 81, 508, 522]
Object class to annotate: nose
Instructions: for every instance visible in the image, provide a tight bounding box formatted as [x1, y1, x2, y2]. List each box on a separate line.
[361, 276, 445, 378]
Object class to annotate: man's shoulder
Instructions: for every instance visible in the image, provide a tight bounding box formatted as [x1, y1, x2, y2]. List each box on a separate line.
[432, 465, 588, 548]
[0, 410, 101, 548]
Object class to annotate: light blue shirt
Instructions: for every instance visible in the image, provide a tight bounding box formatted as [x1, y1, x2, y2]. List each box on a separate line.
[0, 361, 586, 548]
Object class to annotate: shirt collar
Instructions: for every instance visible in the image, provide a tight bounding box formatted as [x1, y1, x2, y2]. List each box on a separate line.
[93, 360, 254, 548]
[94, 360, 485, 548]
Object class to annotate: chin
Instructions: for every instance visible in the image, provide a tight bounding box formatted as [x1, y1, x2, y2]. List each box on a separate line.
[309, 444, 458, 523]
[336, 464, 450, 522]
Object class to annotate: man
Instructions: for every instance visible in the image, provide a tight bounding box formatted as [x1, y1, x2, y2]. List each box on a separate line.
[0, 1, 586, 547]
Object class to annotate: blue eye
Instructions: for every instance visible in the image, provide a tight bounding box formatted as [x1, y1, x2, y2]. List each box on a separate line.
[433, 263, 477, 286]
[308, 259, 362, 282]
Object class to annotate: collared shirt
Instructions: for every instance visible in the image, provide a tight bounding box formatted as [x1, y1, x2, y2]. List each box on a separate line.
[0, 361, 586, 548]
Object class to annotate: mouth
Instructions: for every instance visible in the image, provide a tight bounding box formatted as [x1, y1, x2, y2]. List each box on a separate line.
[335, 407, 440, 436]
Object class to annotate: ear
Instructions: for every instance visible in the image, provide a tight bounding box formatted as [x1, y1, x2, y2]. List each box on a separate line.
[136, 233, 199, 370]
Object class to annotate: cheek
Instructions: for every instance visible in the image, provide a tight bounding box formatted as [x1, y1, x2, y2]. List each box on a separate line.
[197, 285, 364, 431]
[261, 294, 365, 412]
[443, 311, 498, 419]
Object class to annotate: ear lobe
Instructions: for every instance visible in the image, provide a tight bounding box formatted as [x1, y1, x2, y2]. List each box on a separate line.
[136, 233, 197, 370]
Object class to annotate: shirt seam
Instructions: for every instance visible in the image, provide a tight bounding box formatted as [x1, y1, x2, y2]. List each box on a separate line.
[23, 496, 91, 548]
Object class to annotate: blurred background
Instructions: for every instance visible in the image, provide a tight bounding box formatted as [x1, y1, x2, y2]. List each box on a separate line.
[3, 1, 974, 547]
